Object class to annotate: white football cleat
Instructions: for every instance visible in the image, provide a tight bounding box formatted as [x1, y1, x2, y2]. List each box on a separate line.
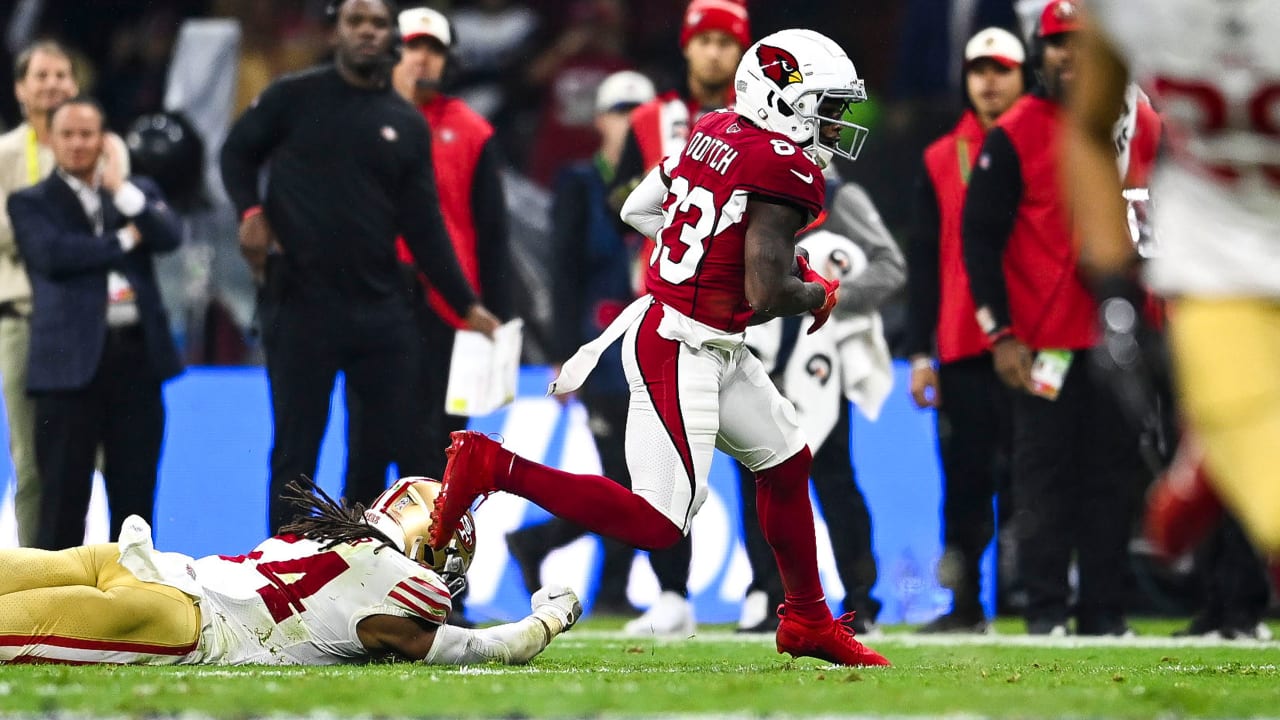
[531, 585, 583, 634]
[624, 590, 696, 637]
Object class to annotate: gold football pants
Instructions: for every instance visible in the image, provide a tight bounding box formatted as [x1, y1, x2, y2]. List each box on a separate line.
[0, 544, 200, 664]
[1170, 297, 1280, 555]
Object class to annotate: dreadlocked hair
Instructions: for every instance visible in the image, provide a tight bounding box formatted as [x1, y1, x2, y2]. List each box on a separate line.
[278, 475, 399, 555]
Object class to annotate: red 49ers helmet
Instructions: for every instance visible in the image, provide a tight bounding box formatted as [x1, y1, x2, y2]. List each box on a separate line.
[365, 477, 476, 577]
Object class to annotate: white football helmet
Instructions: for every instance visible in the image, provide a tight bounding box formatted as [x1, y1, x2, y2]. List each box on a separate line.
[364, 477, 476, 583]
[733, 28, 869, 166]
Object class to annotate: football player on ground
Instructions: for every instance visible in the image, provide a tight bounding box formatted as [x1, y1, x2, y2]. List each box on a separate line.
[1067, 1, 1280, 590]
[427, 28, 890, 667]
[0, 477, 580, 665]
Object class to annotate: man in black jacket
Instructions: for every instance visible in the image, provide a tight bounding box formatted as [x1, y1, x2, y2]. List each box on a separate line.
[8, 97, 182, 549]
[220, 0, 499, 532]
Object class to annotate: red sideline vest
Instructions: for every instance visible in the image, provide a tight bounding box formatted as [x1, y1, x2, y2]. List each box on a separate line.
[924, 110, 992, 363]
[996, 95, 1097, 351]
[395, 95, 493, 328]
[629, 90, 725, 293]
[630, 90, 701, 171]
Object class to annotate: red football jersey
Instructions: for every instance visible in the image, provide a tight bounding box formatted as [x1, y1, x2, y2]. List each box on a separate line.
[645, 110, 826, 332]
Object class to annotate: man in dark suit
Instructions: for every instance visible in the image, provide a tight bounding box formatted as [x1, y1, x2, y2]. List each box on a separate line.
[6, 97, 182, 549]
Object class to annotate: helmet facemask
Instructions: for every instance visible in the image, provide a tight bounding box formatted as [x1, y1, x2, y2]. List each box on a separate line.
[793, 85, 869, 167]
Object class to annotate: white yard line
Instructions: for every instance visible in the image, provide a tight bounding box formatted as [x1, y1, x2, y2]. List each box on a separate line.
[564, 629, 1280, 650]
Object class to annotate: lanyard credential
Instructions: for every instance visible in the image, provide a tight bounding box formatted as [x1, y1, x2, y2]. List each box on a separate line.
[25, 127, 40, 185]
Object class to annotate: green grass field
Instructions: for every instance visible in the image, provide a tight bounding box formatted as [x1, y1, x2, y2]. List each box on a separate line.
[2, 619, 1278, 718]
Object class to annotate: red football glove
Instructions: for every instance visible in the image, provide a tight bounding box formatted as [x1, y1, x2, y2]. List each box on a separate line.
[796, 255, 839, 334]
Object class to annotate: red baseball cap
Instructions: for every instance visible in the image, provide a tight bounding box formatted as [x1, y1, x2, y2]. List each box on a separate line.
[680, 0, 750, 50]
[1039, 0, 1082, 37]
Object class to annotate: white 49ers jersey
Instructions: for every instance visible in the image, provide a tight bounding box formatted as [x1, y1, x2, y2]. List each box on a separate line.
[187, 535, 451, 665]
[1091, 0, 1280, 297]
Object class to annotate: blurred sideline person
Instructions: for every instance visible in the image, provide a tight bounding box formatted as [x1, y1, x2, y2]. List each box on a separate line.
[610, 0, 748, 208]
[381, 5, 508, 629]
[904, 27, 1026, 634]
[736, 171, 904, 635]
[601, 0, 752, 638]
[374, 3, 513, 629]
[961, 0, 1145, 636]
[219, 0, 500, 533]
[0, 477, 580, 665]
[383, 6, 512, 482]
[7, 98, 181, 550]
[429, 30, 890, 667]
[0, 40, 130, 547]
[504, 70, 657, 619]
[1068, 1, 1280, 593]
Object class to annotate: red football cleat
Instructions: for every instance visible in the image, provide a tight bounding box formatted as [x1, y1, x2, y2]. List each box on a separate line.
[429, 431, 507, 550]
[775, 606, 891, 667]
[1143, 441, 1223, 559]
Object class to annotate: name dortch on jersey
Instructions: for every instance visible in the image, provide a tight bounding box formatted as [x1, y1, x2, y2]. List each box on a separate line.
[189, 535, 451, 665]
[1090, 0, 1280, 297]
[646, 110, 826, 332]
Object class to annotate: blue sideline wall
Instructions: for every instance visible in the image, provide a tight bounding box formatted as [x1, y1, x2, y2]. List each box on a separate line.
[0, 363, 995, 625]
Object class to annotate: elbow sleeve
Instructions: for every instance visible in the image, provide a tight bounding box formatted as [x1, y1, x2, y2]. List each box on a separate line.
[620, 167, 668, 239]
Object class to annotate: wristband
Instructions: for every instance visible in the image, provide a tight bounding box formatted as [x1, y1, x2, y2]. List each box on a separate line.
[910, 356, 934, 372]
[241, 205, 264, 222]
[987, 327, 1014, 344]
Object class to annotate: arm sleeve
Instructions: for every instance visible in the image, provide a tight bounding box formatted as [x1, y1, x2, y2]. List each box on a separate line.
[386, 573, 452, 627]
[825, 183, 905, 315]
[961, 128, 1022, 333]
[129, 178, 183, 254]
[742, 147, 825, 220]
[620, 166, 668, 239]
[0, 178, 18, 260]
[549, 169, 588, 363]
[8, 193, 126, 278]
[903, 165, 942, 357]
[471, 138, 511, 320]
[219, 80, 292, 216]
[0, 155, 20, 258]
[397, 127, 478, 316]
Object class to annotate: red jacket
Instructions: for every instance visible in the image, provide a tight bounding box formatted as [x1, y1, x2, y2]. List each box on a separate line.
[994, 95, 1097, 350]
[396, 95, 493, 328]
[923, 111, 992, 362]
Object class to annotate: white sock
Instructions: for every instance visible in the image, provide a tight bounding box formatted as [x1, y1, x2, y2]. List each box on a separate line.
[423, 615, 559, 666]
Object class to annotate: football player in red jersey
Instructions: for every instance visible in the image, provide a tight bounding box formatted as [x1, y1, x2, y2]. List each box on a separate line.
[427, 29, 889, 667]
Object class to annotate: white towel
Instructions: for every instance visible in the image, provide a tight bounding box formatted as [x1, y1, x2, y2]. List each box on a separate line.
[745, 230, 895, 449]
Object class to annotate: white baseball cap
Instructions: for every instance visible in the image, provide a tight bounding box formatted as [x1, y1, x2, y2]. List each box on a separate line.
[595, 70, 656, 114]
[399, 7, 452, 48]
[964, 27, 1024, 69]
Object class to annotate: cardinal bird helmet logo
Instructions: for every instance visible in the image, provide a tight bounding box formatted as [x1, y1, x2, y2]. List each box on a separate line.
[756, 44, 803, 90]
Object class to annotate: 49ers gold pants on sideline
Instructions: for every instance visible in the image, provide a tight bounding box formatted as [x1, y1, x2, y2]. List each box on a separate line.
[0, 544, 201, 664]
[1170, 298, 1280, 555]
